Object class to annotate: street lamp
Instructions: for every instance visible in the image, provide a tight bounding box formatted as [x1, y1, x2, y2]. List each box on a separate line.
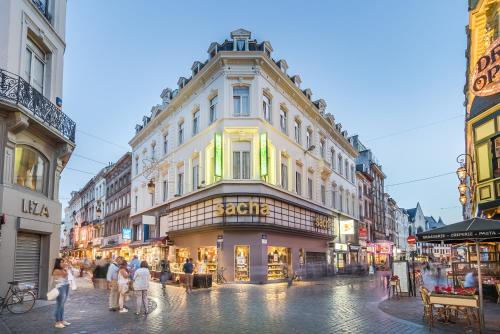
[96, 206, 102, 219]
[147, 179, 155, 194]
[456, 166, 467, 182]
[458, 182, 467, 195]
[459, 194, 467, 205]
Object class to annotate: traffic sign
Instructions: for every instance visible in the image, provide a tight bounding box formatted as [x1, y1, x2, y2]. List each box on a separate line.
[408, 244, 417, 252]
[407, 235, 417, 244]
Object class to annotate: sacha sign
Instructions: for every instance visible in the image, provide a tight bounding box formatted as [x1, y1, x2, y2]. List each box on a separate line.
[471, 37, 500, 96]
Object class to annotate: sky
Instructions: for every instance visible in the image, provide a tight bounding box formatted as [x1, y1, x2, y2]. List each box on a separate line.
[60, 0, 469, 223]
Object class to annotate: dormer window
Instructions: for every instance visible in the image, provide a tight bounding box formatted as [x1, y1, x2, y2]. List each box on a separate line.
[235, 39, 246, 51]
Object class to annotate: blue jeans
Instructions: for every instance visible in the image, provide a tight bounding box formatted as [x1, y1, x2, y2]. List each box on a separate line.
[54, 284, 69, 322]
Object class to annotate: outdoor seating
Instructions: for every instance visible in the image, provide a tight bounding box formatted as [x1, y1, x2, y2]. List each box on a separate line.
[420, 287, 446, 326]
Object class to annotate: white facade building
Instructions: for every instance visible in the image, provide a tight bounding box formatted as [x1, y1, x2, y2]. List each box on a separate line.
[0, 0, 75, 298]
[129, 29, 358, 282]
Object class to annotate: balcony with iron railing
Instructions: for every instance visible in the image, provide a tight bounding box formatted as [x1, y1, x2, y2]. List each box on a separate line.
[0, 69, 75, 143]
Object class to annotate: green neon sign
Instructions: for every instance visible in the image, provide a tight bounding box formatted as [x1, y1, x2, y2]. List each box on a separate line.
[260, 132, 268, 176]
[214, 132, 222, 177]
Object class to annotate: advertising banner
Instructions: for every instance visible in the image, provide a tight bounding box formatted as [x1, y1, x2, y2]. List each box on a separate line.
[340, 220, 354, 235]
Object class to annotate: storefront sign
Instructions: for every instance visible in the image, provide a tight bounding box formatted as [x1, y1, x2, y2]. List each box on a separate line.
[378, 243, 392, 254]
[122, 228, 132, 240]
[21, 199, 49, 218]
[471, 37, 500, 96]
[408, 243, 417, 252]
[261, 234, 267, 244]
[236, 255, 246, 265]
[358, 227, 368, 239]
[367, 244, 376, 253]
[349, 245, 360, 251]
[340, 220, 354, 235]
[314, 216, 332, 229]
[215, 201, 269, 216]
[260, 132, 268, 176]
[214, 132, 222, 177]
[334, 243, 348, 252]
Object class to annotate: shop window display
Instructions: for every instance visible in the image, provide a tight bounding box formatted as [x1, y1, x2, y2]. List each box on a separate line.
[267, 246, 291, 280]
[197, 247, 217, 275]
[235, 245, 250, 281]
[172, 248, 190, 273]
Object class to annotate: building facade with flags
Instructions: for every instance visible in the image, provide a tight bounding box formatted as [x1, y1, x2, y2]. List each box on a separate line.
[463, 0, 500, 218]
[128, 29, 360, 283]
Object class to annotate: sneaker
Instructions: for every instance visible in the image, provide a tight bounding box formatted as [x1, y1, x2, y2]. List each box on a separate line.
[119, 308, 128, 313]
[54, 323, 65, 329]
[62, 321, 71, 326]
[109, 307, 117, 311]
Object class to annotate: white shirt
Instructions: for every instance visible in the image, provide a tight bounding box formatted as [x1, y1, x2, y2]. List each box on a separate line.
[118, 269, 128, 286]
[133, 268, 151, 291]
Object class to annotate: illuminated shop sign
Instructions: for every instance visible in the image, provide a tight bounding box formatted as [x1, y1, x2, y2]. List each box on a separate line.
[21, 199, 49, 218]
[214, 132, 222, 177]
[334, 243, 348, 251]
[340, 220, 354, 235]
[260, 132, 268, 176]
[314, 216, 332, 229]
[122, 228, 132, 240]
[215, 201, 270, 216]
[471, 37, 500, 96]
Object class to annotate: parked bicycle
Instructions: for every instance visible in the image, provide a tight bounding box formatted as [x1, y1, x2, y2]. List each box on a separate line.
[0, 281, 36, 314]
[216, 267, 227, 284]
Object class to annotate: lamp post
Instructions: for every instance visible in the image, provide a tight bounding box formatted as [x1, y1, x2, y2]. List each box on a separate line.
[456, 154, 475, 215]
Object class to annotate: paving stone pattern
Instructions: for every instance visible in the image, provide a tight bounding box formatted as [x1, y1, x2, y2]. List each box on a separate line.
[0, 275, 458, 334]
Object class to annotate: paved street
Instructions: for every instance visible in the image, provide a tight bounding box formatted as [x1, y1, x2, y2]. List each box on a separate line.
[3, 274, 496, 334]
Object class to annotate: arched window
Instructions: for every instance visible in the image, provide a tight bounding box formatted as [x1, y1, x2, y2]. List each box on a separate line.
[14, 145, 49, 194]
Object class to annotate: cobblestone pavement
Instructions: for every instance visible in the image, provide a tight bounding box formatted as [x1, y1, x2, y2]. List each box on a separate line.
[0, 274, 478, 334]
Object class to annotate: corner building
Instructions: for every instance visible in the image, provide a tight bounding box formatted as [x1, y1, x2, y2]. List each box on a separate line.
[0, 0, 75, 298]
[130, 29, 359, 283]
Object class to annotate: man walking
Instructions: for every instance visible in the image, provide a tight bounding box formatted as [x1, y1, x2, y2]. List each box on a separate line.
[128, 255, 140, 278]
[106, 256, 123, 311]
[182, 258, 194, 294]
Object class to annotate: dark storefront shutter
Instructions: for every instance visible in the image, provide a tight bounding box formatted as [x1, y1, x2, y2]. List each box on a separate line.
[14, 233, 41, 289]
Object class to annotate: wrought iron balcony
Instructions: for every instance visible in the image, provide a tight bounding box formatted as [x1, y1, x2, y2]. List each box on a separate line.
[0, 69, 75, 143]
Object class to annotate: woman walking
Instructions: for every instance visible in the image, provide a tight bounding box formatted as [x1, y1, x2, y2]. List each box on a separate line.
[133, 261, 151, 315]
[52, 258, 71, 329]
[117, 261, 130, 313]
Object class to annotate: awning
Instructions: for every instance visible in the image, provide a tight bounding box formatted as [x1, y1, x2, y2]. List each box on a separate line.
[416, 218, 500, 243]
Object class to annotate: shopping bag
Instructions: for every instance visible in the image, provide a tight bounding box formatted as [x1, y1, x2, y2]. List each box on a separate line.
[47, 288, 59, 300]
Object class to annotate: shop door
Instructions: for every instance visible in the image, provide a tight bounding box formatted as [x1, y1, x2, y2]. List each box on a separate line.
[14, 233, 41, 289]
[305, 252, 327, 278]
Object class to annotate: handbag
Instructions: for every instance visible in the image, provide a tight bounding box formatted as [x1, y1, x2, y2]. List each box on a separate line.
[47, 287, 59, 301]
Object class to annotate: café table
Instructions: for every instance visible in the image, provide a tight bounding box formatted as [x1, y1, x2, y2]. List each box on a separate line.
[429, 293, 479, 328]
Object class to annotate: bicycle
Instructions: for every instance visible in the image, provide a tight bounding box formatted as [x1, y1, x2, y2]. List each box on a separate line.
[0, 281, 36, 314]
[216, 267, 227, 284]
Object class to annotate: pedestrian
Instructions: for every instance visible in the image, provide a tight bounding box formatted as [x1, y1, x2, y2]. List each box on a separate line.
[129, 255, 140, 278]
[182, 258, 194, 294]
[118, 261, 130, 313]
[159, 259, 170, 289]
[464, 269, 477, 288]
[93, 256, 108, 289]
[106, 256, 122, 311]
[52, 258, 71, 329]
[133, 261, 151, 315]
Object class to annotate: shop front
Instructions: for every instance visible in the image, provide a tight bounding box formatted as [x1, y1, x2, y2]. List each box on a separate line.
[164, 193, 334, 283]
[130, 237, 168, 278]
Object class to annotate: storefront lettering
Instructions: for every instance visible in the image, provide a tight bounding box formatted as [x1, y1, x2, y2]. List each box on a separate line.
[314, 217, 332, 229]
[471, 37, 500, 96]
[215, 202, 269, 216]
[22, 199, 49, 218]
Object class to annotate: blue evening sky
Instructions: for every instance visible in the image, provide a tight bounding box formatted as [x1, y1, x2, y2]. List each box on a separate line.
[60, 0, 468, 223]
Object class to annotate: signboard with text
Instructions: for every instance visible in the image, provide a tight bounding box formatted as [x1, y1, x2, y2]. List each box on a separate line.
[340, 220, 354, 235]
[471, 37, 500, 96]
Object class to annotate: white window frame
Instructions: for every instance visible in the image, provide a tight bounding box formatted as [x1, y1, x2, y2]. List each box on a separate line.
[279, 108, 288, 134]
[178, 122, 184, 145]
[192, 111, 200, 135]
[263, 95, 271, 122]
[294, 120, 301, 144]
[233, 87, 250, 116]
[295, 171, 302, 195]
[209, 96, 218, 124]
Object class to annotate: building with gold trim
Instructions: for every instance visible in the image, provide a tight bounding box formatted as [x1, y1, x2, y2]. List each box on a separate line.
[464, 0, 500, 218]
